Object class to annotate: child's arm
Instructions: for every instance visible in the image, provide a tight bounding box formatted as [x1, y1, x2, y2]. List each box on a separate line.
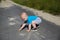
[27, 24, 31, 32]
[19, 24, 26, 31]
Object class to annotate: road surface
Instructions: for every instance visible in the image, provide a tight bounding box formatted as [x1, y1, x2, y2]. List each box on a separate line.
[0, 3, 60, 40]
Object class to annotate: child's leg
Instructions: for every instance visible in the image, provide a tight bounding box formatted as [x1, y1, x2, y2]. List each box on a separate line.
[32, 21, 37, 28]
[32, 17, 42, 28]
[26, 24, 31, 32]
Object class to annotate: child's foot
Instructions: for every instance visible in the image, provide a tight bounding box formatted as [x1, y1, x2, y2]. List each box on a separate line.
[26, 30, 30, 32]
[32, 28, 38, 31]
[32, 28, 37, 30]
[18, 29, 21, 32]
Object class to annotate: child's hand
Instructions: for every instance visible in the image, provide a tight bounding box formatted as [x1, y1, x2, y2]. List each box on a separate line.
[18, 29, 21, 32]
[26, 30, 30, 32]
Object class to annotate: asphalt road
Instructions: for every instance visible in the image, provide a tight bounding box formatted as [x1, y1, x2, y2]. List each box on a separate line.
[0, 5, 60, 40]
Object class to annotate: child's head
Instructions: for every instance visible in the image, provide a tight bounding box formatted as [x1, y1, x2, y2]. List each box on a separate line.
[20, 12, 28, 20]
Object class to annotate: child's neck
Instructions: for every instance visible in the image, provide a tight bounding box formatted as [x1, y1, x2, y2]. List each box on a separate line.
[25, 17, 28, 20]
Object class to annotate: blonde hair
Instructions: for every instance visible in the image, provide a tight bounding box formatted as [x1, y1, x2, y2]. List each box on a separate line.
[19, 12, 27, 18]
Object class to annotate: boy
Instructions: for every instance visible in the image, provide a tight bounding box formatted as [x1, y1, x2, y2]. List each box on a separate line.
[19, 12, 42, 32]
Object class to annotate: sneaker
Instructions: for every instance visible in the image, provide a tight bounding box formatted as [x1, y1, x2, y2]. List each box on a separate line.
[32, 28, 37, 30]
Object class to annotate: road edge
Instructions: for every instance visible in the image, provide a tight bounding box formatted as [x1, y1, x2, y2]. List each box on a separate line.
[5, 0, 60, 26]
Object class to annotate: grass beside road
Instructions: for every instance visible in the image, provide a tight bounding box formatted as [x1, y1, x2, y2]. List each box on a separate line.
[12, 0, 60, 15]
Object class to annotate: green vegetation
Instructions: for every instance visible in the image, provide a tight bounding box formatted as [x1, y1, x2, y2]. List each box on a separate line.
[0, 0, 1, 2]
[12, 0, 60, 15]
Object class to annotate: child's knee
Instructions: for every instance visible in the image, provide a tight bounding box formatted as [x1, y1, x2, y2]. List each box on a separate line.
[32, 21, 36, 24]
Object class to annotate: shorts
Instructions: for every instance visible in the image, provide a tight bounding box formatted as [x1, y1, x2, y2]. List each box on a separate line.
[33, 17, 42, 24]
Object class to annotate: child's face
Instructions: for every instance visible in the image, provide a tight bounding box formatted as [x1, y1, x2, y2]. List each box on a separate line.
[21, 12, 28, 20]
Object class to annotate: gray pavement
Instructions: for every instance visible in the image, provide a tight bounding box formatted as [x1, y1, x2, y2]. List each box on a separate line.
[0, 4, 60, 40]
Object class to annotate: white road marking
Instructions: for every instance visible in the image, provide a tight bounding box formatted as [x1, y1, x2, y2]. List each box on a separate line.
[9, 22, 16, 25]
[8, 17, 21, 24]
[14, 20, 20, 24]
[8, 17, 16, 21]
[8, 17, 21, 25]
[19, 33, 25, 36]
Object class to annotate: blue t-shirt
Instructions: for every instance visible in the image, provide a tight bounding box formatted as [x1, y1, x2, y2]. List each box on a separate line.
[27, 16, 38, 24]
